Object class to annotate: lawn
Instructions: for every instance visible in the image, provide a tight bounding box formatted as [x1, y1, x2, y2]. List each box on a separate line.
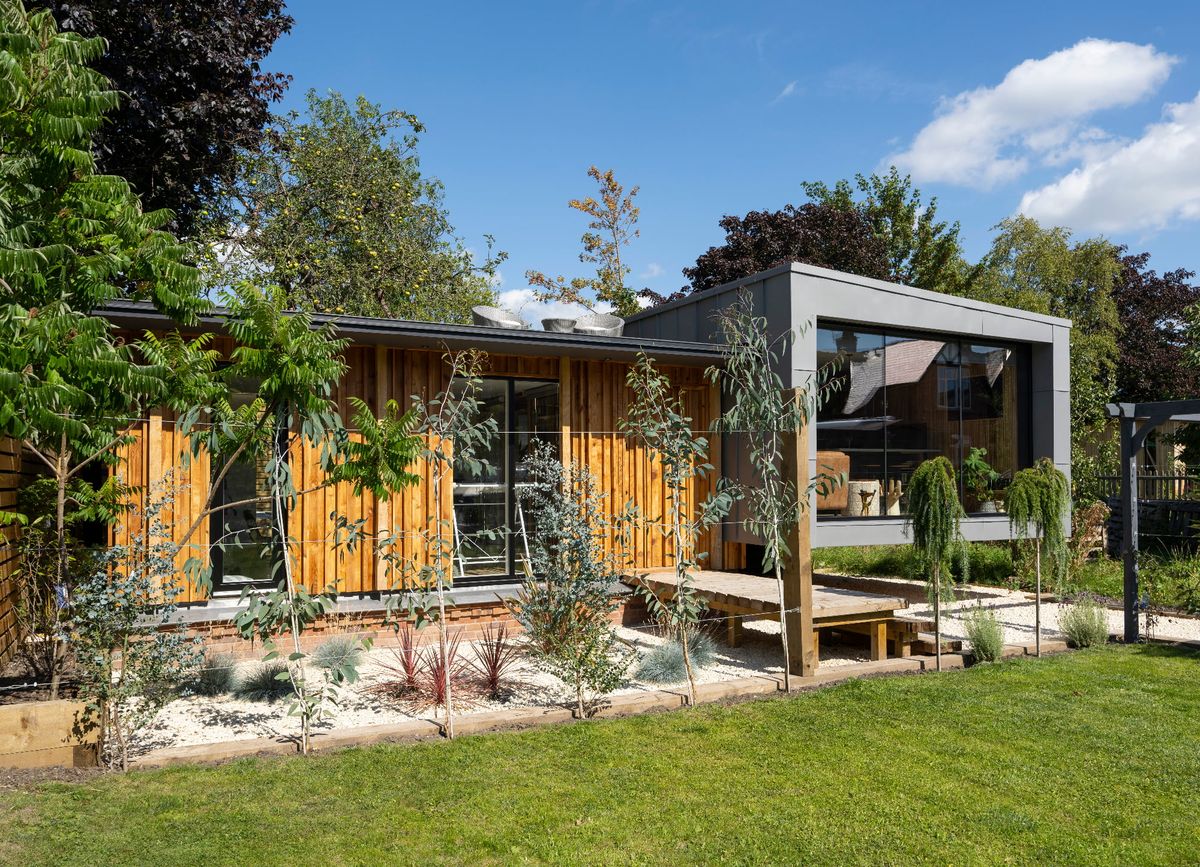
[2, 645, 1198, 866]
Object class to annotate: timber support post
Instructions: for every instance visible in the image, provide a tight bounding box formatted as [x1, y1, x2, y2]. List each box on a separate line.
[783, 389, 816, 677]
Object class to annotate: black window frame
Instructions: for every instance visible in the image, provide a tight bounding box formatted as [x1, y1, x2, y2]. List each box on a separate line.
[816, 319, 1032, 522]
[451, 376, 560, 587]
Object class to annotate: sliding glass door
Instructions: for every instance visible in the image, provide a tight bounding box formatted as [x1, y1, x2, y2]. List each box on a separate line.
[452, 378, 559, 583]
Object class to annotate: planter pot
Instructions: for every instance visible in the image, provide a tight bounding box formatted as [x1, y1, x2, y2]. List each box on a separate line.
[541, 317, 577, 333]
[572, 313, 624, 337]
[471, 305, 524, 329]
[0, 699, 97, 768]
[977, 500, 1001, 514]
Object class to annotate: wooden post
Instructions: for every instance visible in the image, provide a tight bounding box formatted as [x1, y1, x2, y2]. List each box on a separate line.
[782, 391, 816, 677]
[1119, 414, 1140, 643]
[559, 356, 573, 463]
[707, 380, 724, 572]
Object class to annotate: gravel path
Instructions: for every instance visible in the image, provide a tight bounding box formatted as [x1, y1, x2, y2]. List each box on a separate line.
[905, 584, 1200, 645]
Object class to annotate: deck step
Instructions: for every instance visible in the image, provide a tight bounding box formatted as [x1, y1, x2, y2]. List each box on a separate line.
[913, 633, 962, 654]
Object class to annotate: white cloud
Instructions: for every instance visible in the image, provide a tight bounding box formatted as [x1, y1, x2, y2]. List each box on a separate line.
[887, 39, 1176, 188]
[1018, 91, 1200, 233]
[771, 80, 798, 104]
[496, 288, 612, 328]
[639, 262, 665, 279]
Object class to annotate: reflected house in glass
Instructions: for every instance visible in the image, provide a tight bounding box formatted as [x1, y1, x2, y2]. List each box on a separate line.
[625, 262, 1070, 547]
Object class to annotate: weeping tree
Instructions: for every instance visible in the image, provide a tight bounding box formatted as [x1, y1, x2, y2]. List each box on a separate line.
[622, 352, 732, 705]
[707, 291, 844, 690]
[907, 457, 966, 671]
[1007, 458, 1070, 657]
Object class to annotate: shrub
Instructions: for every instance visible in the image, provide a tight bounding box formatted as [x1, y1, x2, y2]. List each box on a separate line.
[469, 623, 521, 699]
[419, 631, 472, 710]
[1059, 595, 1110, 648]
[635, 631, 716, 684]
[234, 661, 294, 702]
[508, 440, 633, 717]
[963, 606, 1005, 663]
[190, 651, 238, 696]
[311, 636, 366, 672]
[70, 493, 202, 770]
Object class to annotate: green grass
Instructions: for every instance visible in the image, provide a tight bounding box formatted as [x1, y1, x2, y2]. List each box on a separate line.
[3, 646, 1199, 865]
[814, 542, 1015, 586]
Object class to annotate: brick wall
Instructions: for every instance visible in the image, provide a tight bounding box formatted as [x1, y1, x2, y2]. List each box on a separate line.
[184, 593, 650, 659]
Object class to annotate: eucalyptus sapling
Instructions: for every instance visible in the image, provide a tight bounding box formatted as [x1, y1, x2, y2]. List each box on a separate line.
[708, 291, 844, 689]
[622, 352, 732, 705]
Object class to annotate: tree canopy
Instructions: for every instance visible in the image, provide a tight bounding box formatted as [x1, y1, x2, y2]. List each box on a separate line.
[679, 202, 889, 296]
[203, 90, 503, 323]
[802, 167, 964, 292]
[1112, 250, 1200, 404]
[526, 166, 643, 317]
[38, 0, 293, 237]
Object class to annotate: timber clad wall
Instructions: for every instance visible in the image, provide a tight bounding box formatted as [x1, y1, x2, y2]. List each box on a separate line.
[114, 346, 720, 603]
[0, 437, 20, 663]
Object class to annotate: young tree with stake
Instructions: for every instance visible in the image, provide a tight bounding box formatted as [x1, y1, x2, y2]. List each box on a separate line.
[708, 292, 844, 690]
[622, 353, 732, 705]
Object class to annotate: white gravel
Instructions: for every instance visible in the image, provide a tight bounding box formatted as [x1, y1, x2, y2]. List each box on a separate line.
[906, 584, 1200, 645]
[134, 581, 1200, 756]
[135, 618, 868, 755]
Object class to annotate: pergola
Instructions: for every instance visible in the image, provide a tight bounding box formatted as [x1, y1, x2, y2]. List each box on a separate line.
[1105, 400, 1200, 641]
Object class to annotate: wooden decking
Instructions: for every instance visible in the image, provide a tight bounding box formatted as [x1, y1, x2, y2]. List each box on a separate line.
[629, 569, 914, 667]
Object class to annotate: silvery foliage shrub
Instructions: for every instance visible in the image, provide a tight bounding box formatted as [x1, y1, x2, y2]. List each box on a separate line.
[70, 493, 202, 770]
[963, 605, 1005, 663]
[1060, 594, 1110, 648]
[189, 650, 237, 696]
[312, 635, 367, 671]
[635, 630, 717, 684]
[508, 440, 634, 717]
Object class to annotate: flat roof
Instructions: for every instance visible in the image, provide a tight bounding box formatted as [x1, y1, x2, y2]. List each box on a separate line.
[99, 300, 728, 366]
[624, 261, 1073, 330]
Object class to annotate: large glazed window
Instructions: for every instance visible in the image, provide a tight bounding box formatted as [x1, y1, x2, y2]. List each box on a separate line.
[815, 324, 1028, 519]
[452, 377, 559, 583]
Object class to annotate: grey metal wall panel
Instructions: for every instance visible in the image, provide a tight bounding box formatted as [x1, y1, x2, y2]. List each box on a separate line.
[629, 263, 1073, 548]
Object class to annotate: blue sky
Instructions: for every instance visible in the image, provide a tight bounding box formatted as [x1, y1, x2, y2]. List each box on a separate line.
[270, 1, 1200, 318]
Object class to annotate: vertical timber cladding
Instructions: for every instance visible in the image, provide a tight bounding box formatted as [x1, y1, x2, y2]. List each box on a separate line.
[562, 358, 720, 572]
[113, 345, 720, 600]
[0, 436, 22, 664]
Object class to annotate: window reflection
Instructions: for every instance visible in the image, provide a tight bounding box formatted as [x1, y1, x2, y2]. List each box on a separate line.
[451, 378, 560, 581]
[815, 325, 1026, 519]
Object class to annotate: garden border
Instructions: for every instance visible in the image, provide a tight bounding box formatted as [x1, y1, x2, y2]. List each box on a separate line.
[129, 641, 1069, 770]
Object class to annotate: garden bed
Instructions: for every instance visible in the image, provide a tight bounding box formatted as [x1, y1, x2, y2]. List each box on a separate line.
[133, 620, 872, 756]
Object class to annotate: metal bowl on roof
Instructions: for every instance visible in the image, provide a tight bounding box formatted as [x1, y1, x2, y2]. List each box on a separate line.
[541, 317, 577, 333]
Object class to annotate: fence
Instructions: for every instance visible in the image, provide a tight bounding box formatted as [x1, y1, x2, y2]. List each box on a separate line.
[1092, 473, 1200, 502]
